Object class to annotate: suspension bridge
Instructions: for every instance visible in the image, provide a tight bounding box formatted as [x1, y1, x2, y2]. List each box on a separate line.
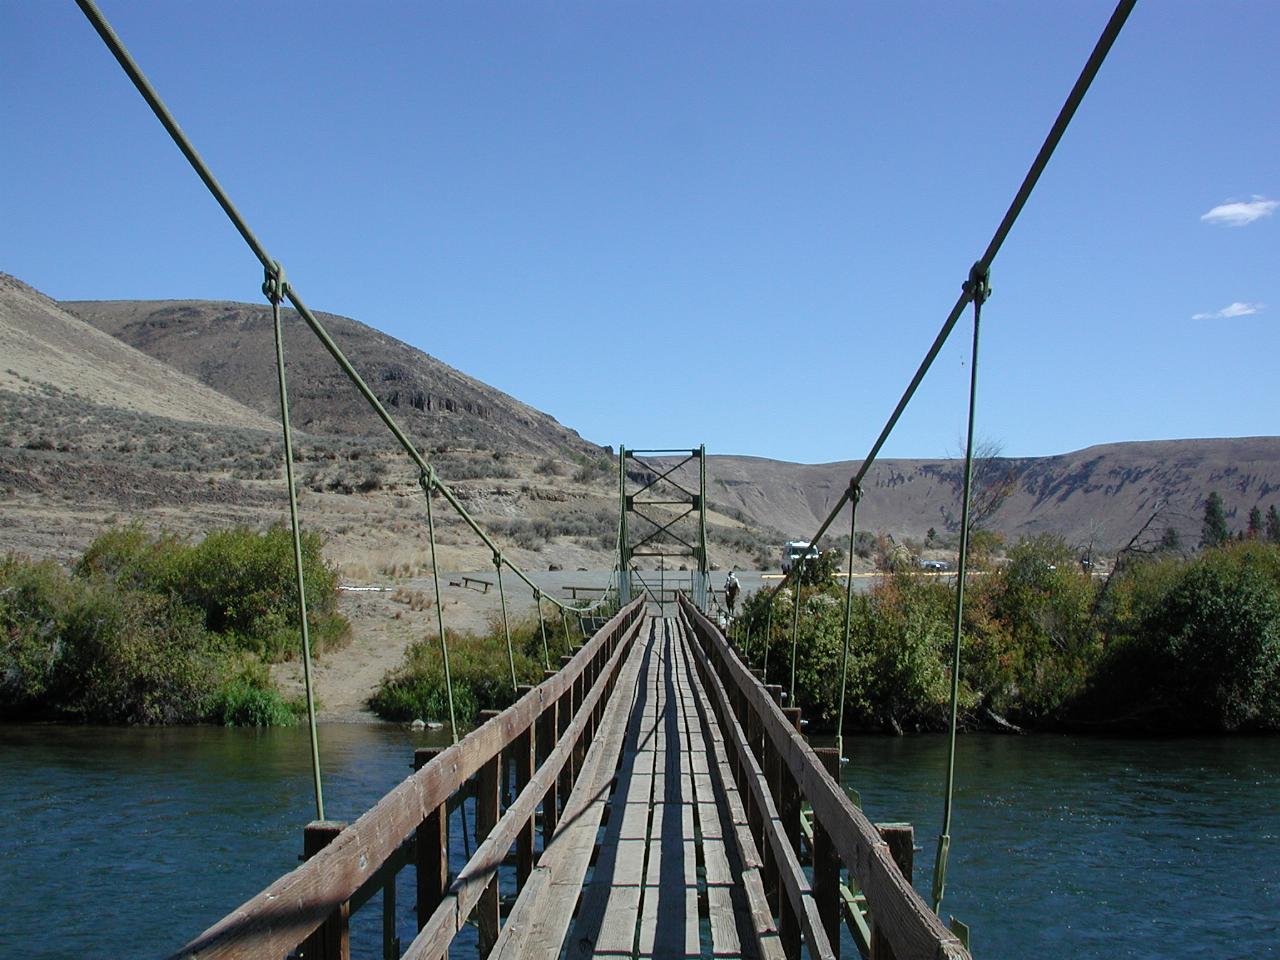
[68, 0, 1140, 956]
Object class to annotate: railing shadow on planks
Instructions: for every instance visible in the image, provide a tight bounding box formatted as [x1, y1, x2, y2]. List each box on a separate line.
[165, 599, 646, 960]
[676, 595, 970, 960]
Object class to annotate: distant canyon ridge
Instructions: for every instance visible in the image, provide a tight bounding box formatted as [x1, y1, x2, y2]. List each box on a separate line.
[3, 271, 1277, 565]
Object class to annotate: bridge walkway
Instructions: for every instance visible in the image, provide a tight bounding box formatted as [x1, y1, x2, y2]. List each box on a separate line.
[494, 615, 778, 959]
[167, 598, 967, 960]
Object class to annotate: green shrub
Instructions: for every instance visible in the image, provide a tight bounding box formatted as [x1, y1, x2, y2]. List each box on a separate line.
[208, 659, 300, 727]
[77, 525, 347, 661]
[2, 525, 336, 726]
[1082, 542, 1280, 731]
[0, 554, 80, 711]
[371, 614, 580, 726]
[56, 585, 219, 724]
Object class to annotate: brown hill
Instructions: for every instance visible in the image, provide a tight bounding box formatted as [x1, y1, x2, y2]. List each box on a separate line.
[702, 437, 1280, 553]
[64, 297, 603, 460]
[0, 274, 273, 430]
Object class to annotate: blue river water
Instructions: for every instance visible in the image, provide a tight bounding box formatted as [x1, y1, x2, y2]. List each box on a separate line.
[0, 724, 1275, 959]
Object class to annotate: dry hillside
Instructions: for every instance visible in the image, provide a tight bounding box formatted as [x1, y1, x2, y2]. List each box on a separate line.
[65, 297, 602, 460]
[0, 275, 273, 430]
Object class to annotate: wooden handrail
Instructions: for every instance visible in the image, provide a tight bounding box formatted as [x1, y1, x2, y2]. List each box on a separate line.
[678, 595, 970, 960]
[167, 597, 644, 960]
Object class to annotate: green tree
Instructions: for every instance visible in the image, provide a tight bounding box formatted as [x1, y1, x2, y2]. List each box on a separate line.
[1247, 507, 1264, 540]
[1159, 526, 1183, 553]
[1200, 491, 1230, 549]
[1266, 505, 1280, 544]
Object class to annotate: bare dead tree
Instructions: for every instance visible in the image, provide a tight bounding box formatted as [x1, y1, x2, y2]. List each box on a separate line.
[1090, 499, 1186, 621]
[943, 437, 1019, 542]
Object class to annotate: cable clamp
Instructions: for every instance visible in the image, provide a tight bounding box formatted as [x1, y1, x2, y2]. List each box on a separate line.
[492, 551, 503, 570]
[962, 262, 991, 305]
[418, 466, 437, 495]
[262, 260, 289, 305]
[848, 479, 863, 502]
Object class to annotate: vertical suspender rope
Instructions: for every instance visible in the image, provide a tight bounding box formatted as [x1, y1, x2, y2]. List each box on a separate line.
[495, 555, 518, 692]
[932, 263, 991, 916]
[561, 609, 571, 650]
[763, 606, 773, 678]
[265, 263, 324, 822]
[419, 469, 458, 745]
[788, 557, 804, 703]
[535, 591, 551, 671]
[835, 483, 862, 763]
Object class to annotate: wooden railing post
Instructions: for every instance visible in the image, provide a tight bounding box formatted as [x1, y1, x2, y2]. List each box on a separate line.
[541, 670, 561, 842]
[778, 704, 803, 960]
[514, 686, 536, 889]
[870, 823, 915, 960]
[302, 820, 350, 960]
[570, 663, 586, 789]
[476, 711, 503, 957]
[761, 685, 784, 917]
[558, 655, 577, 790]
[414, 748, 449, 933]
[812, 747, 842, 955]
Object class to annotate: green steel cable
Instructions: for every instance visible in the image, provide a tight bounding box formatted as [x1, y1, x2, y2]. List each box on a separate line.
[73, 0, 620, 622]
[494, 555, 518, 692]
[762, 605, 773, 678]
[419, 469, 458, 744]
[788, 558, 804, 702]
[535, 590, 551, 671]
[746, 0, 1136, 617]
[933, 264, 990, 916]
[835, 483, 862, 763]
[266, 264, 324, 822]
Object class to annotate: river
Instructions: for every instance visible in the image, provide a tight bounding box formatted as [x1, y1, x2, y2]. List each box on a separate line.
[1, 724, 1275, 959]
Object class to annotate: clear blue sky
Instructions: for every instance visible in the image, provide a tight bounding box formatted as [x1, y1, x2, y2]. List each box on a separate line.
[2, 1, 1275, 463]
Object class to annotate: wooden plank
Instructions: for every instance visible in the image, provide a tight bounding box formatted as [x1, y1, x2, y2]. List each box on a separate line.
[679, 597, 969, 960]
[301, 821, 349, 960]
[811, 748, 843, 954]
[487, 615, 651, 960]
[413, 748, 449, 931]
[672, 617, 778, 960]
[870, 824, 914, 960]
[638, 882, 699, 958]
[403, 614, 647, 960]
[514, 688, 536, 889]
[475, 714, 502, 958]
[708, 884, 744, 958]
[676, 609, 835, 960]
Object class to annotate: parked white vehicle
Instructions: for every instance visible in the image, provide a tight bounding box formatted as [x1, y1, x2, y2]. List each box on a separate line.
[781, 540, 819, 574]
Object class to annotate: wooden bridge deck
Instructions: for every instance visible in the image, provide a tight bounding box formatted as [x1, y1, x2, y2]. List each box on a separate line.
[168, 596, 968, 960]
[496, 616, 777, 959]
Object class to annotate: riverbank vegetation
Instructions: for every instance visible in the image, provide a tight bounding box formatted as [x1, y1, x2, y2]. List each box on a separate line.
[739, 536, 1280, 735]
[0, 526, 349, 725]
[370, 614, 583, 726]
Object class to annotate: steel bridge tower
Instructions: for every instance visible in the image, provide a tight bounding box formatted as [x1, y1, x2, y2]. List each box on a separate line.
[617, 445, 709, 612]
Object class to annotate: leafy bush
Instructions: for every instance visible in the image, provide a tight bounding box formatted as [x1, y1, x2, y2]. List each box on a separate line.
[1084, 543, 1280, 731]
[735, 538, 1280, 736]
[371, 614, 582, 727]
[1, 524, 345, 725]
[0, 555, 82, 711]
[208, 658, 300, 727]
[77, 525, 347, 660]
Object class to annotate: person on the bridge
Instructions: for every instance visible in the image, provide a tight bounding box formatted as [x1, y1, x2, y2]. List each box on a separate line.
[724, 570, 740, 617]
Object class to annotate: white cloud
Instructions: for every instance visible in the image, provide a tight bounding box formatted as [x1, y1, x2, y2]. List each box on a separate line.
[1191, 301, 1264, 321]
[1200, 195, 1278, 226]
